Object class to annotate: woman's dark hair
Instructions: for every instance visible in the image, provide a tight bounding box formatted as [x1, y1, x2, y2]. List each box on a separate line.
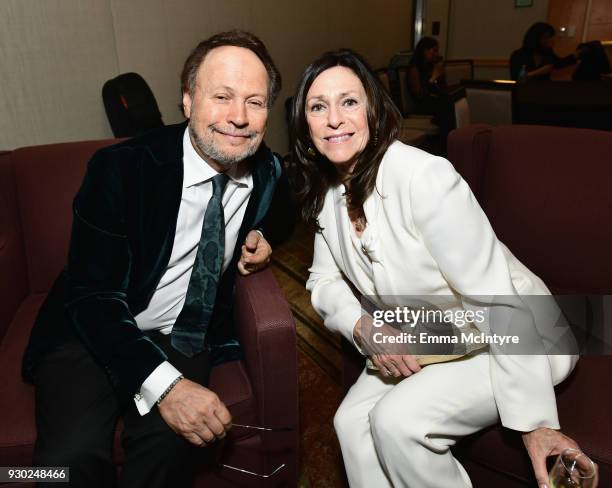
[181, 30, 281, 107]
[409, 36, 439, 70]
[522, 22, 556, 54]
[289, 49, 401, 225]
[574, 41, 611, 80]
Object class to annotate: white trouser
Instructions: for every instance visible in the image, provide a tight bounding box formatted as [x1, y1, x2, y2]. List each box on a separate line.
[334, 352, 499, 488]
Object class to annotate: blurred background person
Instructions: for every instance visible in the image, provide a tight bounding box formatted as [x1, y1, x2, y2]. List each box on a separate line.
[573, 41, 611, 81]
[510, 22, 577, 81]
[406, 36, 446, 115]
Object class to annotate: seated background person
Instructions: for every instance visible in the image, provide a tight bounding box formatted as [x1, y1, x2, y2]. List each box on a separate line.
[573, 40, 611, 81]
[510, 22, 577, 81]
[406, 36, 446, 117]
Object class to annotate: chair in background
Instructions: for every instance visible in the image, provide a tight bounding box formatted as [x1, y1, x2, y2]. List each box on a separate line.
[450, 86, 471, 129]
[375, 66, 429, 148]
[395, 66, 441, 137]
[463, 80, 514, 126]
[387, 52, 475, 152]
[0, 139, 299, 488]
[444, 59, 474, 86]
[102, 72, 164, 138]
[386, 52, 440, 137]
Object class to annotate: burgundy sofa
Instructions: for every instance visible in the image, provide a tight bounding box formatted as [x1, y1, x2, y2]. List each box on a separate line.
[0, 140, 298, 487]
[342, 124, 612, 486]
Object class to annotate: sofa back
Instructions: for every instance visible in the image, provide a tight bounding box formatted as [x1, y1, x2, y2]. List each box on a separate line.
[448, 125, 612, 294]
[7, 140, 118, 296]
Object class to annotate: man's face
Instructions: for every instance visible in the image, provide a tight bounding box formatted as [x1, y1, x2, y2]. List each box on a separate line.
[182, 46, 269, 170]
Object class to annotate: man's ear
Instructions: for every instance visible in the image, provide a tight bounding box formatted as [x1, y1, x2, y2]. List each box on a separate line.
[182, 91, 192, 119]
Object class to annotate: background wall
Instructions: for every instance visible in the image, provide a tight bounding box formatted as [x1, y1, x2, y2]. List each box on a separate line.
[447, 0, 549, 79]
[548, 0, 612, 56]
[447, 0, 550, 58]
[0, 0, 412, 152]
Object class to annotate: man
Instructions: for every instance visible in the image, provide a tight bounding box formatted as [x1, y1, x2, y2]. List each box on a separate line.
[22, 30, 294, 487]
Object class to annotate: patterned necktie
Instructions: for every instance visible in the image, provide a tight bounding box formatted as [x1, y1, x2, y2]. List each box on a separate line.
[171, 173, 230, 357]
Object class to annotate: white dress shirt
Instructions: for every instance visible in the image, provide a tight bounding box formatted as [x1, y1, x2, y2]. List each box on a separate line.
[133, 128, 253, 414]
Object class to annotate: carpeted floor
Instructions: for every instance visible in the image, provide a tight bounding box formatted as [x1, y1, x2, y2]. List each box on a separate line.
[270, 225, 348, 487]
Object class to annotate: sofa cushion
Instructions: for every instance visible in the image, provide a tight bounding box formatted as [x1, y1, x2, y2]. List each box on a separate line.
[0, 293, 257, 467]
[478, 125, 612, 294]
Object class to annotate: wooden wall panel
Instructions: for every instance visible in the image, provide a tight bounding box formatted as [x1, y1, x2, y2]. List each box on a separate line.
[586, 0, 612, 42]
[547, 0, 589, 55]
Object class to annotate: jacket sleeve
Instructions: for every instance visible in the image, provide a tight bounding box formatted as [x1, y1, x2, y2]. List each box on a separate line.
[306, 230, 364, 353]
[65, 148, 167, 401]
[403, 156, 560, 432]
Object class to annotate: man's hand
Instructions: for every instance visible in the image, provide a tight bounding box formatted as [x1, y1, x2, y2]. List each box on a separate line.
[237, 230, 272, 276]
[522, 427, 598, 487]
[353, 315, 421, 378]
[158, 378, 232, 447]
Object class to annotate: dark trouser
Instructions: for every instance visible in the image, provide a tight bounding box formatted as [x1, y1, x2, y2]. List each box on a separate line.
[32, 332, 212, 488]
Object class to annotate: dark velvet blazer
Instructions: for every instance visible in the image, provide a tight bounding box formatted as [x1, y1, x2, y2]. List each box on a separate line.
[22, 122, 294, 401]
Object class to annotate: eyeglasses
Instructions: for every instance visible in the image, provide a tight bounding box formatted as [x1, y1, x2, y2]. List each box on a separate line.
[215, 423, 294, 478]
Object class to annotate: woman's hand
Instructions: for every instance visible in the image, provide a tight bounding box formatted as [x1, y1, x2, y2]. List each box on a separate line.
[353, 315, 421, 378]
[522, 427, 598, 488]
[371, 353, 421, 378]
[431, 63, 445, 82]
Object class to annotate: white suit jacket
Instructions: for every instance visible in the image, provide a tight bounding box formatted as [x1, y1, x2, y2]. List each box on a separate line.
[306, 140, 576, 432]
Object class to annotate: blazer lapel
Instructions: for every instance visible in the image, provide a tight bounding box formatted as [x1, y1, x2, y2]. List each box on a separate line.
[132, 123, 185, 302]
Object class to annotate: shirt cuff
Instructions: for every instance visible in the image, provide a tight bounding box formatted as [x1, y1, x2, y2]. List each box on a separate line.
[134, 361, 182, 416]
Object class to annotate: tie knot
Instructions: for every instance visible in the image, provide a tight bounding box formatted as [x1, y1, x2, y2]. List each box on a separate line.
[211, 173, 230, 196]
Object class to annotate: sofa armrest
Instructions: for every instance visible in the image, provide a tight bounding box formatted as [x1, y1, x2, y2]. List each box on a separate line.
[234, 268, 298, 430]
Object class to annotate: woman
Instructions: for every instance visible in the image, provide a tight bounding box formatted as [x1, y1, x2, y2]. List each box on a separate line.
[510, 22, 576, 81]
[290, 49, 592, 488]
[406, 36, 446, 115]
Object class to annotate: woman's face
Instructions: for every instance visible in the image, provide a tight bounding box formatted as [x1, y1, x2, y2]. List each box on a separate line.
[540, 34, 554, 50]
[305, 66, 369, 174]
[424, 45, 439, 63]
